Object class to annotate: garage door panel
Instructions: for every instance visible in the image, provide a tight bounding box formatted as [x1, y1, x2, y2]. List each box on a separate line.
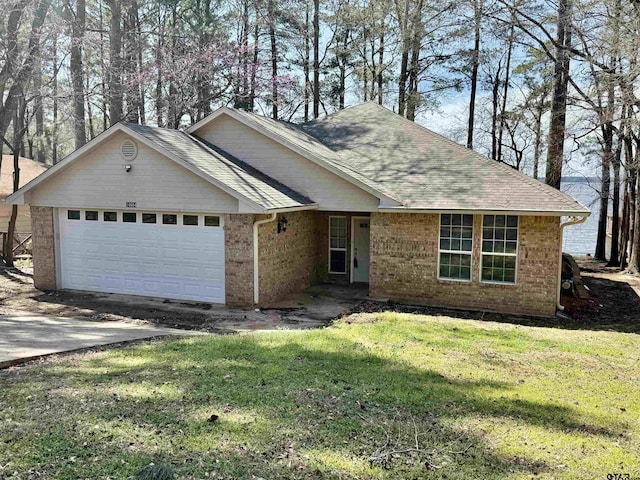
[59, 210, 226, 303]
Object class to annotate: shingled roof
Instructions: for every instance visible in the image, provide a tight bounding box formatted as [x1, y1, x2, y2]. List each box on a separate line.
[125, 123, 315, 211]
[300, 102, 589, 215]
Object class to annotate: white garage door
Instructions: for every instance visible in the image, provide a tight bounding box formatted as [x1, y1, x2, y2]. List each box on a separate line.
[58, 209, 225, 303]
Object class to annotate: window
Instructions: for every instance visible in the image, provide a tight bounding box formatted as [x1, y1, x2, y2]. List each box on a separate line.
[183, 215, 199, 226]
[204, 215, 220, 227]
[142, 213, 157, 224]
[104, 212, 117, 222]
[123, 212, 137, 223]
[329, 216, 347, 274]
[439, 214, 473, 281]
[85, 211, 98, 221]
[481, 215, 518, 284]
[67, 210, 80, 220]
[162, 214, 177, 225]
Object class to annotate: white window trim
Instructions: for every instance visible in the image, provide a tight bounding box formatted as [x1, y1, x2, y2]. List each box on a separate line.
[480, 214, 519, 285]
[64, 210, 224, 228]
[328, 215, 348, 274]
[437, 214, 474, 283]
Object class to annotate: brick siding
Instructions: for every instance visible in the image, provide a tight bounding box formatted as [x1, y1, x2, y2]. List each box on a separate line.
[369, 213, 560, 317]
[258, 211, 319, 305]
[30, 206, 56, 290]
[223, 214, 254, 307]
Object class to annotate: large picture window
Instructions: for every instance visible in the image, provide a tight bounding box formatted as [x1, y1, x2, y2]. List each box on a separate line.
[481, 215, 518, 284]
[439, 214, 473, 281]
[329, 216, 347, 274]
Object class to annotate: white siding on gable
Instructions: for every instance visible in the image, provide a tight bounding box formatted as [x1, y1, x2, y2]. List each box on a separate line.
[29, 132, 240, 213]
[195, 115, 380, 212]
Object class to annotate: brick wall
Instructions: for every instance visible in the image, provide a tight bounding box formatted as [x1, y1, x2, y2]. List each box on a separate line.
[258, 211, 319, 305]
[30, 206, 56, 290]
[370, 213, 560, 317]
[224, 214, 254, 307]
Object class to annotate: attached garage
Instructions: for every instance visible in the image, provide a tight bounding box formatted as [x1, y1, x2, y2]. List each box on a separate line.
[58, 209, 226, 303]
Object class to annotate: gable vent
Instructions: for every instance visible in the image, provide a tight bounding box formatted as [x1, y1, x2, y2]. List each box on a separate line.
[121, 140, 138, 160]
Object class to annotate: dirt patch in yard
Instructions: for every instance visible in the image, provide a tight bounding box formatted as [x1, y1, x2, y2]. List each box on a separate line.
[564, 257, 640, 331]
[0, 265, 332, 333]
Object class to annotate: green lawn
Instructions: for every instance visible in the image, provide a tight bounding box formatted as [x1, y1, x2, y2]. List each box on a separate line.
[1, 313, 639, 479]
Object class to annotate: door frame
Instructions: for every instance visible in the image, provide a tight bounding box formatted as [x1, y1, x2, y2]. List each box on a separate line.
[350, 216, 371, 283]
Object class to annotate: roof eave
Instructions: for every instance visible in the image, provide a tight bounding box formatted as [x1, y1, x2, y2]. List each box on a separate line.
[377, 207, 591, 217]
[266, 204, 319, 213]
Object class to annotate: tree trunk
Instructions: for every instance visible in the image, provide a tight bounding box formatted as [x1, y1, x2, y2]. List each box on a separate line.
[86, 73, 95, 139]
[405, 0, 424, 121]
[338, 41, 346, 110]
[532, 96, 545, 179]
[595, 125, 612, 261]
[490, 65, 501, 160]
[52, 42, 59, 164]
[397, 0, 410, 116]
[467, 0, 482, 149]
[496, 21, 515, 163]
[268, 0, 278, 120]
[250, 22, 259, 111]
[313, 0, 320, 118]
[136, 2, 145, 124]
[108, 0, 123, 125]
[5, 95, 26, 268]
[69, 0, 86, 148]
[99, 0, 108, 131]
[627, 140, 640, 273]
[304, 0, 310, 121]
[0, 0, 51, 141]
[168, 6, 178, 127]
[33, 59, 45, 163]
[544, 0, 572, 190]
[377, 29, 384, 105]
[608, 142, 621, 266]
[155, 10, 164, 126]
[619, 128, 635, 269]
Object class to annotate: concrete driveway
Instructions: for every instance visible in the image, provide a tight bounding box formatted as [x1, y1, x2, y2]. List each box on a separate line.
[0, 312, 187, 368]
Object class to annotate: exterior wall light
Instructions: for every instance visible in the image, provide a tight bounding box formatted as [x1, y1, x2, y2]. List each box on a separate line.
[124, 164, 132, 172]
[277, 216, 288, 233]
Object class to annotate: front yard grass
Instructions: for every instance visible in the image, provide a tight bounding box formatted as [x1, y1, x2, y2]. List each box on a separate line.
[1, 312, 639, 479]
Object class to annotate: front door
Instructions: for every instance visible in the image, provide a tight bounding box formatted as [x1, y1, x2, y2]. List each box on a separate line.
[352, 217, 370, 283]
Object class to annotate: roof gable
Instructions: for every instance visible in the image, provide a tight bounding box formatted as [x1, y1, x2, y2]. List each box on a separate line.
[6, 123, 315, 212]
[188, 107, 401, 206]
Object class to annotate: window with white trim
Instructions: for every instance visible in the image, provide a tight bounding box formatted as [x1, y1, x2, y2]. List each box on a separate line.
[481, 215, 518, 284]
[329, 216, 347, 274]
[439, 214, 473, 281]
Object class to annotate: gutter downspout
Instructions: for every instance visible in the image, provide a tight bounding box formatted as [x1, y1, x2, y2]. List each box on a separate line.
[253, 213, 277, 305]
[557, 215, 588, 312]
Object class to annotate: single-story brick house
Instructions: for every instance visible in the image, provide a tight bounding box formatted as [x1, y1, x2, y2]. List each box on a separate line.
[6, 103, 589, 317]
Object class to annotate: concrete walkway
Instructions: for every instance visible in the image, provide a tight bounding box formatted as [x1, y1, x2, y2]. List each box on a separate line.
[0, 313, 188, 368]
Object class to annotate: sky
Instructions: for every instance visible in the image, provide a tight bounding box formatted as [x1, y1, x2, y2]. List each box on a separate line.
[417, 91, 600, 179]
